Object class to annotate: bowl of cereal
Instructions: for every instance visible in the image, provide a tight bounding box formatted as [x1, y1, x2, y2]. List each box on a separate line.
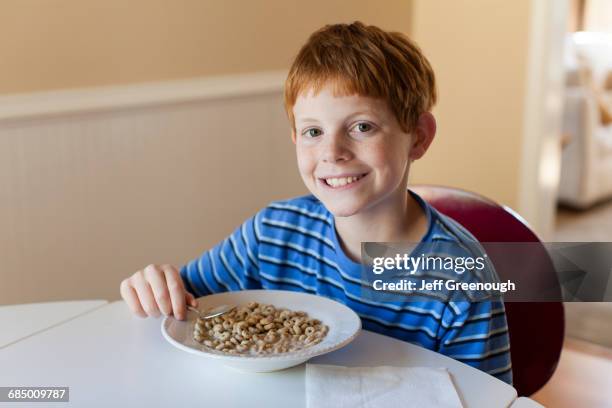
[161, 290, 361, 372]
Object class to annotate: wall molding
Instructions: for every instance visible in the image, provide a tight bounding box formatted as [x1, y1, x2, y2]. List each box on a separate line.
[0, 70, 287, 123]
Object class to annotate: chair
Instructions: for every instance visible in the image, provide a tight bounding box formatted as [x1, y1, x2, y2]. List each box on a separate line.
[411, 185, 565, 396]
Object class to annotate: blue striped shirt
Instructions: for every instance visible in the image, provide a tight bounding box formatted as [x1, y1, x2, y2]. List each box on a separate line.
[180, 191, 512, 384]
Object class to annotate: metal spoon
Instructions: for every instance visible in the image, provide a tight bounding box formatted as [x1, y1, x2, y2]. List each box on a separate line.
[187, 304, 236, 320]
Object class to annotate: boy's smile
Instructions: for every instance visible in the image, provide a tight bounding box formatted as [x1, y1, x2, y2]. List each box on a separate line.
[320, 173, 368, 189]
[293, 87, 415, 218]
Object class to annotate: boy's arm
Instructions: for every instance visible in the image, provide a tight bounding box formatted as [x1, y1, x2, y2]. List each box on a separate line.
[436, 299, 513, 385]
[179, 214, 263, 297]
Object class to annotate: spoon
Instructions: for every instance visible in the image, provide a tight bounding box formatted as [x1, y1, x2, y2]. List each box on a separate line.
[187, 304, 236, 320]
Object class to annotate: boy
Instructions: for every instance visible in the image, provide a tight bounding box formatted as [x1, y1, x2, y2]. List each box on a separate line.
[120, 21, 512, 384]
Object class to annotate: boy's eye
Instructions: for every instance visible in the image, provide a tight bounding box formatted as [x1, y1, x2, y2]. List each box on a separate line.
[351, 122, 374, 133]
[303, 128, 322, 138]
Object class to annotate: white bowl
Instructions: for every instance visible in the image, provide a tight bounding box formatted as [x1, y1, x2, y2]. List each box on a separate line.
[161, 289, 361, 372]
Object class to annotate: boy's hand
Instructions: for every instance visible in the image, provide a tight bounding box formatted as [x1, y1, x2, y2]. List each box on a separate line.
[120, 264, 197, 320]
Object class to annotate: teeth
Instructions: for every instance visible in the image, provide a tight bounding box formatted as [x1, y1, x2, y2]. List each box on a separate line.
[325, 175, 363, 187]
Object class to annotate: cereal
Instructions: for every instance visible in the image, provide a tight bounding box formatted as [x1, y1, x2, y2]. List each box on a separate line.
[192, 302, 328, 356]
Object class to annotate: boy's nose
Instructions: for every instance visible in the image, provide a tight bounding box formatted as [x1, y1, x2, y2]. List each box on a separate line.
[321, 133, 351, 163]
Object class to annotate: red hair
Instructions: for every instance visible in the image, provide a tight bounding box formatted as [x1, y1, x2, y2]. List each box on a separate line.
[285, 21, 437, 133]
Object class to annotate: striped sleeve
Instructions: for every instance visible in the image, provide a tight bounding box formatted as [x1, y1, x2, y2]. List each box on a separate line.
[179, 214, 263, 297]
[437, 299, 513, 385]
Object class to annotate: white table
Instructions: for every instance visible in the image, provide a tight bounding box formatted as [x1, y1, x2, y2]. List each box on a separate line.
[510, 397, 545, 407]
[0, 301, 518, 407]
[0, 300, 107, 349]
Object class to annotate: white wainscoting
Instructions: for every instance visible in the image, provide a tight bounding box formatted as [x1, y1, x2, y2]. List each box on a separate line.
[0, 71, 307, 304]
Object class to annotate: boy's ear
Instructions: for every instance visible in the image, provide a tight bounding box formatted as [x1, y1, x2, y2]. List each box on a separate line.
[408, 112, 436, 161]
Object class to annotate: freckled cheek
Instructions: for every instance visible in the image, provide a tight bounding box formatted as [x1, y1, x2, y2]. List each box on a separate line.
[368, 148, 407, 183]
[365, 148, 390, 173]
[296, 149, 316, 182]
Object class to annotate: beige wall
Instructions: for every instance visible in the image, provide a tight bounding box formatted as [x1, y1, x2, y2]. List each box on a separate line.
[0, 0, 412, 95]
[407, 0, 532, 211]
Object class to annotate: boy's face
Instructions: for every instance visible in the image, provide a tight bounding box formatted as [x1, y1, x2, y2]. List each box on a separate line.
[293, 87, 415, 218]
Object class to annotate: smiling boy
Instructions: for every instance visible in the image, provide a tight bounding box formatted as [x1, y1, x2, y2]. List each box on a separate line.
[120, 22, 512, 384]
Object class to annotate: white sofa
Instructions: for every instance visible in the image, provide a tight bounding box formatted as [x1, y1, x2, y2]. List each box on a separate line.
[558, 33, 612, 208]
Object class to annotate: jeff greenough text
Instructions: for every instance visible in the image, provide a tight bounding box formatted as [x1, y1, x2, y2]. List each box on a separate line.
[372, 279, 516, 293]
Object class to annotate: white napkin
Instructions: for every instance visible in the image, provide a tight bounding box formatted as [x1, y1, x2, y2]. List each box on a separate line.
[306, 364, 463, 408]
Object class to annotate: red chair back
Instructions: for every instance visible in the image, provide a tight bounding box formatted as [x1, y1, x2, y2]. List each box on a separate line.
[411, 185, 564, 396]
